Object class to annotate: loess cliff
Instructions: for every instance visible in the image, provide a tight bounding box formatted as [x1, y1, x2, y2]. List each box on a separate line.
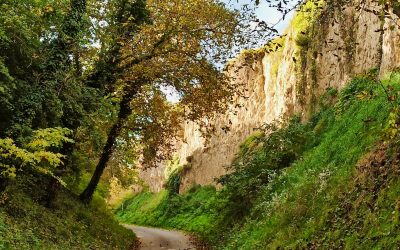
[140, 0, 400, 193]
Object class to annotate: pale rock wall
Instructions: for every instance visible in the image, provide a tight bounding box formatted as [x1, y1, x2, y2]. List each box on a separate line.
[140, 0, 400, 193]
[177, 54, 267, 191]
[381, 6, 400, 74]
[139, 163, 165, 192]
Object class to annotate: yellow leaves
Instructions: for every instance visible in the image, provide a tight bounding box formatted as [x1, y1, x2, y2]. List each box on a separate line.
[128, 86, 184, 167]
[0, 163, 16, 178]
[26, 138, 48, 151]
[26, 127, 74, 150]
[356, 91, 369, 100]
[113, 0, 244, 166]
[0, 138, 14, 149]
[34, 166, 67, 187]
[0, 127, 73, 182]
[384, 110, 400, 140]
[355, 90, 375, 100]
[43, 5, 54, 14]
[32, 151, 65, 167]
[120, 0, 237, 70]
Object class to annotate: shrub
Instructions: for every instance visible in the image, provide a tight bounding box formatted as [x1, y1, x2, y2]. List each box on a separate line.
[166, 168, 182, 196]
[0, 127, 73, 190]
[218, 116, 317, 219]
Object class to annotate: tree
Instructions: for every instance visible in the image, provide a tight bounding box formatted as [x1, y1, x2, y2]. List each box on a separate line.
[79, 0, 257, 202]
[0, 0, 97, 202]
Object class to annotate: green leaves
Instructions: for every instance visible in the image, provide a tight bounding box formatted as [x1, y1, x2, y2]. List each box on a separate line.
[217, 116, 317, 221]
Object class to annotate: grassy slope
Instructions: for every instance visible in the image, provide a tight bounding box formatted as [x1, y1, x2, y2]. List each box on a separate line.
[0, 182, 135, 250]
[116, 72, 400, 249]
[116, 187, 223, 238]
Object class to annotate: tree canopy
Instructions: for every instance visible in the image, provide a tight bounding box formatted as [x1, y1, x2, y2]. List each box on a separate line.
[0, 0, 270, 202]
[80, 0, 259, 201]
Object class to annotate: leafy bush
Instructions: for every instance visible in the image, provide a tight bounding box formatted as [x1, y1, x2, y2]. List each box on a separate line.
[0, 127, 73, 178]
[166, 168, 182, 196]
[0, 127, 73, 193]
[218, 116, 317, 219]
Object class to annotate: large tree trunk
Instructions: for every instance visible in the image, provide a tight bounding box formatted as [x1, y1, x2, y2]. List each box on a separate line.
[79, 90, 135, 202]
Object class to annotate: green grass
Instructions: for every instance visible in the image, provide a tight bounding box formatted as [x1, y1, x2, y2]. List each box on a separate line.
[223, 74, 393, 249]
[0, 179, 135, 250]
[116, 186, 224, 240]
[116, 72, 400, 249]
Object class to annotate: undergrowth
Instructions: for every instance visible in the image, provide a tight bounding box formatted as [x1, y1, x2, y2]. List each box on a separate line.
[116, 72, 400, 249]
[0, 175, 134, 250]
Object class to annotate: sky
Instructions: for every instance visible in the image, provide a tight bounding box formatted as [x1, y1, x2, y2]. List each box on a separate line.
[224, 0, 294, 33]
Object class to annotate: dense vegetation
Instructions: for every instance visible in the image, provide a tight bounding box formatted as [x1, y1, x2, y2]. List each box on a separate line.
[1, 0, 398, 248]
[0, 0, 137, 247]
[116, 71, 400, 248]
[0, 0, 262, 248]
[0, 180, 134, 249]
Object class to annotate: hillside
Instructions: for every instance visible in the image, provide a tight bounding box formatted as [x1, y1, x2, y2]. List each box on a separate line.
[116, 1, 400, 249]
[0, 177, 134, 249]
[117, 71, 400, 248]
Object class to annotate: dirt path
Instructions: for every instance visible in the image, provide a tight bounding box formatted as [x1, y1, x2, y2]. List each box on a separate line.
[125, 225, 196, 250]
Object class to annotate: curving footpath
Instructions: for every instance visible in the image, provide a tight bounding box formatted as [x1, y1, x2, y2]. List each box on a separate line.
[125, 225, 196, 250]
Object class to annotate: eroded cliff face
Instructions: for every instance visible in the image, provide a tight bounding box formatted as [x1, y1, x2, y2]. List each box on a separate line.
[140, 0, 400, 193]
